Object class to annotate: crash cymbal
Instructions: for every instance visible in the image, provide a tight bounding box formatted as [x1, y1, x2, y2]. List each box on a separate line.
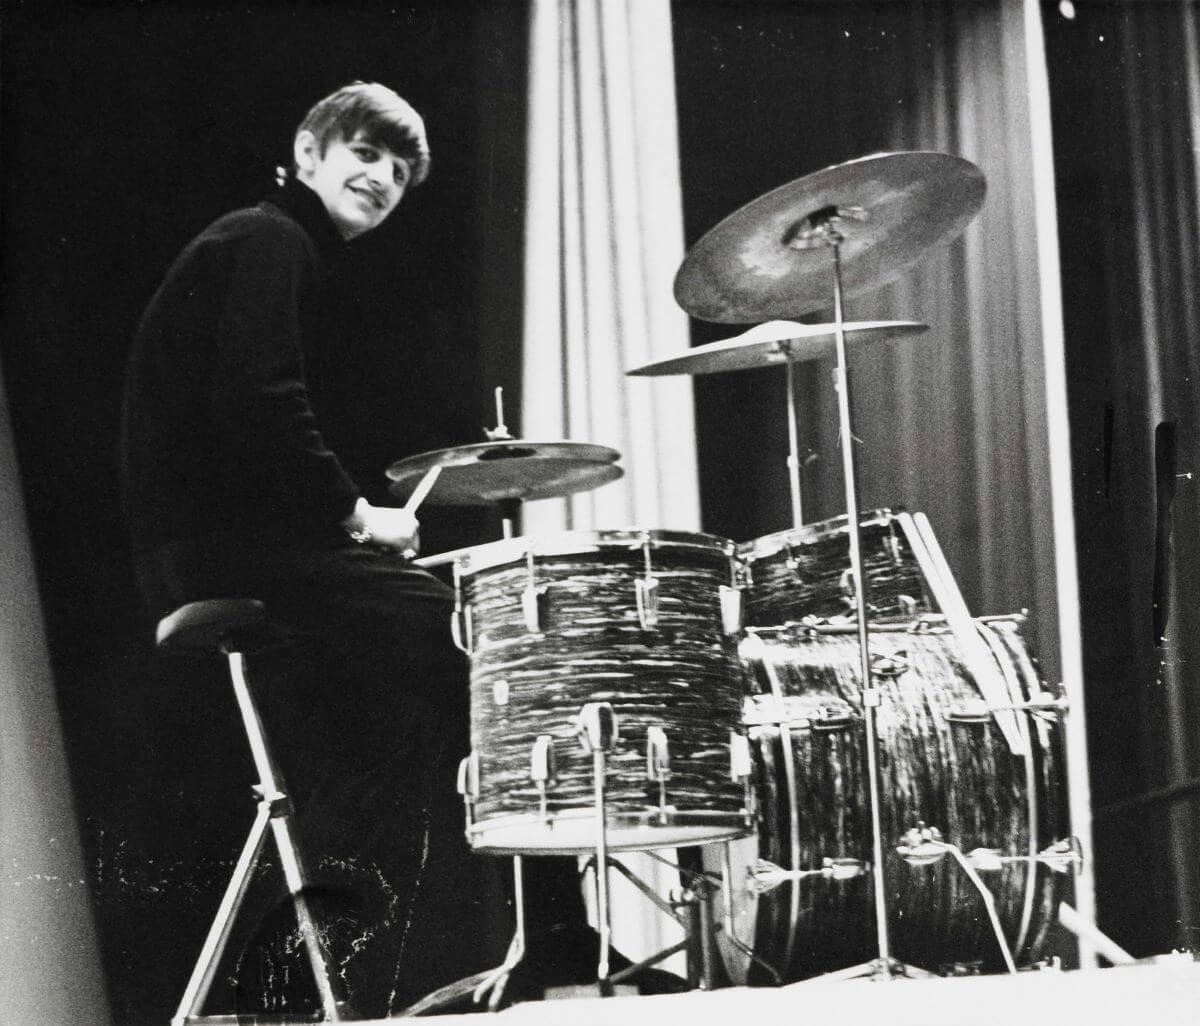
[674, 151, 986, 323]
[627, 319, 928, 376]
[386, 441, 622, 506]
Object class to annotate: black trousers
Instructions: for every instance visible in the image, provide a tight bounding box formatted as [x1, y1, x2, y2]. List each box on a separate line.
[136, 526, 587, 1016]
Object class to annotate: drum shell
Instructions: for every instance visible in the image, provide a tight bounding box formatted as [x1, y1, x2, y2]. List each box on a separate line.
[725, 619, 1068, 982]
[738, 510, 931, 626]
[459, 530, 750, 853]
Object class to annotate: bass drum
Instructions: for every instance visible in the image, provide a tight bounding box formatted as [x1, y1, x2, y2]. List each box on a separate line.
[709, 617, 1068, 982]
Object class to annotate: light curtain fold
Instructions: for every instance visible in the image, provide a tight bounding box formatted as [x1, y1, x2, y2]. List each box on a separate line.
[522, 0, 700, 535]
[520, 0, 699, 970]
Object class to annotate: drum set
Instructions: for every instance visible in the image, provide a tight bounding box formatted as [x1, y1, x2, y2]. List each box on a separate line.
[389, 152, 1081, 1011]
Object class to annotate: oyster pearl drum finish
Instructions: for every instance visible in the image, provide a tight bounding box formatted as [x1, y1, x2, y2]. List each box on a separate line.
[454, 529, 752, 854]
[738, 509, 932, 626]
[718, 617, 1067, 983]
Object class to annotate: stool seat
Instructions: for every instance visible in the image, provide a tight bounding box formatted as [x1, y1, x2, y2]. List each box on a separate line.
[156, 598, 270, 653]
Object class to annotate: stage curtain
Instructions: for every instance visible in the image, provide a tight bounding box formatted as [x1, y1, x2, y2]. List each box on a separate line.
[521, 0, 700, 535]
[1049, 0, 1200, 955]
[793, 2, 1063, 679]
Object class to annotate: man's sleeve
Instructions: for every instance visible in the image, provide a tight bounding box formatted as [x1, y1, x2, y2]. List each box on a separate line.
[212, 220, 361, 526]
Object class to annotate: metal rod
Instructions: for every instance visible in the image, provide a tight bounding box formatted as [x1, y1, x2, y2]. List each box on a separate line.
[172, 803, 273, 1025]
[785, 351, 804, 529]
[829, 241, 891, 971]
[592, 749, 614, 994]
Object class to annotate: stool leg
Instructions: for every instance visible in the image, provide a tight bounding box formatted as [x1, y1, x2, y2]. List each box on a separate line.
[172, 801, 273, 1026]
[224, 648, 346, 1022]
[271, 814, 345, 1017]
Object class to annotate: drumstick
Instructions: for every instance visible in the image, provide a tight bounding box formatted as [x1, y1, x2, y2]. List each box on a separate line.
[401, 465, 442, 516]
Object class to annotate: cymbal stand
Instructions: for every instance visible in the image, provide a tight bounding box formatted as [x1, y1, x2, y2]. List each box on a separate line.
[784, 348, 805, 529]
[497, 498, 521, 540]
[788, 209, 892, 976]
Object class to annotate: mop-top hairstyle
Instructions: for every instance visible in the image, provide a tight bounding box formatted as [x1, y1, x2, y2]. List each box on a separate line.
[295, 81, 430, 186]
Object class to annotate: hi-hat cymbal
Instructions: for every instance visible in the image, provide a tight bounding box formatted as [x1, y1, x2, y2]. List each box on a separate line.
[386, 441, 622, 506]
[627, 319, 928, 376]
[674, 151, 986, 323]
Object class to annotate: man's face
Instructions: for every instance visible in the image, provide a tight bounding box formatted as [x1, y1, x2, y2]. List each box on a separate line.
[296, 129, 411, 240]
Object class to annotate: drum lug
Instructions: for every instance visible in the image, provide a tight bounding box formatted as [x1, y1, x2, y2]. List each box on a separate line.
[885, 522, 905, 566]
[947, 699, 992, 725]
[456, 752, 480, 834]
[522, 584, 549, 633]
[646, 727, 672, 823]
[635, 534, 660, 629]
[730, 732, 756, 823]
[521, 546, 548, 633]
[451, 560, 474, 653]
[530, 735, 558, 823]
[636, 577, 660, 630]
[896, 823, 948, 867]
[870, 649, 909, 679]
[720, 585, 743, 634]
[451, 604, 474, 654]
[575, 702, 619, 754]
[811, 708, 854, 732]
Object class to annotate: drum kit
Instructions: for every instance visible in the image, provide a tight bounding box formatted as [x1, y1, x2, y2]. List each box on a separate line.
[390, 152, 1081, 1012]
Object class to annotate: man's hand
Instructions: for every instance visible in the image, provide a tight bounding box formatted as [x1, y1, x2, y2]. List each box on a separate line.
[342, 497, 419, 553]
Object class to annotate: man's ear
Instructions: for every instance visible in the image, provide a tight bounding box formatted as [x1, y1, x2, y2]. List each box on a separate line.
[293, 130, 320, 177]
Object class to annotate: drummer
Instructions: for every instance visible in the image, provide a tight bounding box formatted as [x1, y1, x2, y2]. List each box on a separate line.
[119, 82, 653, 1014]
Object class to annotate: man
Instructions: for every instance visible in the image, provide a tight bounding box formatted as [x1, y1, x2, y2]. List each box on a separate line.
[120, 82, 501, 1017]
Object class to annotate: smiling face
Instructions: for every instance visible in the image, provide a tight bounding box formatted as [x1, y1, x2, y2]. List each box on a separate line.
[294, 128, 412, 240]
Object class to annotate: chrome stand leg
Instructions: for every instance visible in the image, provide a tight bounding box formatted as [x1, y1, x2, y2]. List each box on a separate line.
[471, 856, 528, 1011]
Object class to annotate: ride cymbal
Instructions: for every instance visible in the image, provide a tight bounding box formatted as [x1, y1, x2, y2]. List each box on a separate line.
[386, 440, 622, 506]
[627, 319, 928, 376]
[674, 151, 986, 323]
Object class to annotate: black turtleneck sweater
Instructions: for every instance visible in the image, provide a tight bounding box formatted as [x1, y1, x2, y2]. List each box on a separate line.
[120, 179, 361, 553]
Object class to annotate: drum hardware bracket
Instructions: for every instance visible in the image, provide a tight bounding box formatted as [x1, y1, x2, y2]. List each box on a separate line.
[450, 561, 474, 654]
[456, 752, 481, 835]
[635, 577, 660, 629]
[749, 856, 870, 895]
[645, 726, 672, 822]
[964, 837, 1083, 875]
[730, 732, 756, 823]
[635, 535, 659, 629]
[530, 735, 558, 823]
[522, 546, 548, 633]
[720, 585, 743, 635]
[870, 650, 909, 679]
[948, 690, 1069, 726]
[896, 824, 1018, 974]
[521, 585, 549, 633]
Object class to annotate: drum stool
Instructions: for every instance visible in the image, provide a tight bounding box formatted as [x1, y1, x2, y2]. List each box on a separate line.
[158, 598, 347, 1025]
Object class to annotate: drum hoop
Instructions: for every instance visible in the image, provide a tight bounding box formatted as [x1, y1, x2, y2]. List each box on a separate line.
[466, 806, 749, 854]
[454, 527, 735, 575]
[736, 508, 903, 561]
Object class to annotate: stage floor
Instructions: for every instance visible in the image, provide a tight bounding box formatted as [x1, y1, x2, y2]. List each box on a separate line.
[386, 958, 1200, 1024]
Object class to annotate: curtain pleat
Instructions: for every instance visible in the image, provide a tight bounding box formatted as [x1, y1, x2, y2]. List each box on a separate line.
[523, 0, 699, 535]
